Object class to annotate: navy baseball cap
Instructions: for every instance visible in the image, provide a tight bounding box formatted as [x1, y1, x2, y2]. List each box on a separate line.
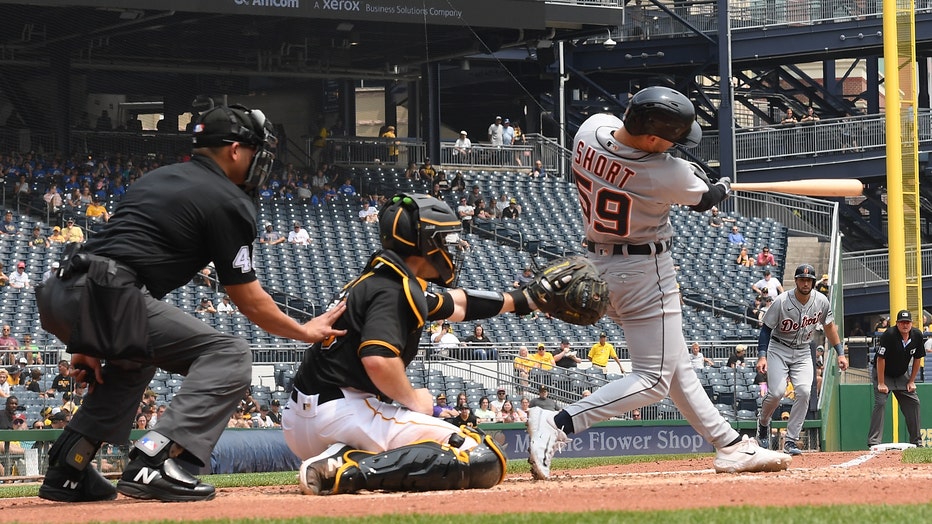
[896, 310, 912, 322]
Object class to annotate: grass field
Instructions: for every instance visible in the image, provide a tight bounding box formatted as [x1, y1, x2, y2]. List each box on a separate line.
[2, 450, 931, 522]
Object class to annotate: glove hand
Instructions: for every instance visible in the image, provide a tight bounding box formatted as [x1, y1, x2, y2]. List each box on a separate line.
[716, 177, 731, 194]
[523, 256, 608, 326]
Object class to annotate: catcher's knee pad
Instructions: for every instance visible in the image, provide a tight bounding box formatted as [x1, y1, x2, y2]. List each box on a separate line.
[332, 428, 506, 494]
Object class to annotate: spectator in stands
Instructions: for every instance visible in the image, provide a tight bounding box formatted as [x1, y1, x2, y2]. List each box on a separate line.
[474, 397, 496, 423]
[0, 369, 10, 398]
[755, 246, 775, 267]
[462, 324, 496, 360]
[60, 391, 77, 415]
[30, 226, 50, 248]
[49, 410, 70, 429]
[288, 222, 311, 245]
[310, 169, 327, 193]
[86, 197, 110, 223]
[0, 396, 19, 428]
[689, 342, 714, 370]
[815, 273, 830, 296]
[268, 399, 282, 426]
[253, 405, 274, 428]
[9, 261, 30, 289]
[874, 317, 890, 334]
[216, 295, 236, 315]
[429, 320, 461, 358]
[61, 218, 84, 243]
[529, 386, 559, 410]
[752, 270, 783, 297]
[464, 185, 482, 207]
[745, 296, 762, 325]
[227, 406, 251, 428]
[453, 131, 472, 160]
[513, 346, 534, 391]
[456, 196, 475, 234]
[134, 413, 149, 430]
[631, 408, 641, 420]
[529, 343, 556, 371]
[43, 186, 63, 216]
[432, 393, 457, 418]
[780, 109, 798, 125]
[513, 267, 534, 288]
[7, 357, 27, 386]
[95, 110, 113, 131]
[554, 338, 581, 369]
[757, 296, 774, 326]
[1, 210, 18, 235]
[195, 297, 217, 314]
[531, 160, 547, 179]
[25, 368, 43, 394]
[259, 224, 286, 245]
[446, 403, 478, 428]
[488, 116, 504, 146]
[496, 399, 525, 423]
[450, 171, 466, 192]
[799, 107, 820, 123]
[735, 246, 753, 267]
[708, 207, 724, 228]
[380, 125, 399, 164]
[502, 118, 515, 146]
[588, 332, 622, 373]
[727, 344, 747, 368]
[14, 174, 30, 198]
[501, 198, 521, 220]
[474, 199, 493, 222]
[419, 158, 437, 182]
[359, 201, 379, 224]
[403, 161, 419, 180]
[79, 186, 93, 206]
[728, 226, 746, 245]
[487, 388, 507, 412]
[337, 178, 357, 198]
[452, 391, 469, 411]
[494, 193, 509, 218]
[45, 359, 73, 398]
[0, 262, 7, 288]
[47, 225, 65, 245]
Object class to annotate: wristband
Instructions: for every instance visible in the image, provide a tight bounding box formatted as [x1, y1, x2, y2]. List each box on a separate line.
[834, 343, 844, 357]
[506, 289, 536, 316]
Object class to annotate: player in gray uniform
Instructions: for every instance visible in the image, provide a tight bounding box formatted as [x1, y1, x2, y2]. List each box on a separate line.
[755, 264, 848, 455]
[527, 86, 792, 479]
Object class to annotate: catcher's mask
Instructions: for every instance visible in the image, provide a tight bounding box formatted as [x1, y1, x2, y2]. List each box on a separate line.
[379, 193, 463, 287]
[192, 104, 278, 196]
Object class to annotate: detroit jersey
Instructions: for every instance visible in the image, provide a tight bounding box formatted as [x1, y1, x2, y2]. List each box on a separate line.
[572, 113, 709, 245]
[761, 289, 833, 348]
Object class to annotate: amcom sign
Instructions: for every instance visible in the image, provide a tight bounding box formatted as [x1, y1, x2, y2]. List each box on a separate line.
[234, 0, 301, 7]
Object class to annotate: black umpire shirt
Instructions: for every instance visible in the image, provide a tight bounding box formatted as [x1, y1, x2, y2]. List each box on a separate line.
[294, 249, 447, 401]
[84, 155, 258, 299]
[875, 325, 925, 378]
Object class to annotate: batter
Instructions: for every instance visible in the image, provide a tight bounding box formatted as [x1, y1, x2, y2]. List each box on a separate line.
[526, 86, 792, 478]
[756, 264, 847, 454]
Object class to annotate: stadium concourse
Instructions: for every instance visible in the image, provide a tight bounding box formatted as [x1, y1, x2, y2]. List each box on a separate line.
[0, 152, 789, 431]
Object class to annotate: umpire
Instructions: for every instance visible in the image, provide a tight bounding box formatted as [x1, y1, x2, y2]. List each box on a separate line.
[35, 104, 344, 503]
[868, 309, 924, 447]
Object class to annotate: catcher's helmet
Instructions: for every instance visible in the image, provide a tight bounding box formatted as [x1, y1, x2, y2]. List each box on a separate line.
[623, 86, 702, 148]
[794, 264, 817, 281]
[379, 193, 463, 287]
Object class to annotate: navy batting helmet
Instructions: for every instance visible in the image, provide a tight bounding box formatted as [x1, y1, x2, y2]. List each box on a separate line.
[794, 264, 817, 281]
[623, 86, 702, 148]
[379, 193, 463, 287]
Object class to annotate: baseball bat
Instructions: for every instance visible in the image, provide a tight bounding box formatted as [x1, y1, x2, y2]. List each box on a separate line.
[730, 179, 863, 197]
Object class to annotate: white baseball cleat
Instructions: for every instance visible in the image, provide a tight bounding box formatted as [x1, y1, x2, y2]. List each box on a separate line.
[526, 407, 568, 480]
[713, 435, 792, 473]
[299, 443, 353, 495]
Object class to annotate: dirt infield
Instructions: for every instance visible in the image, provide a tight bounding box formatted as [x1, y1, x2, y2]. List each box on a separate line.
[2, 451, 931, 522]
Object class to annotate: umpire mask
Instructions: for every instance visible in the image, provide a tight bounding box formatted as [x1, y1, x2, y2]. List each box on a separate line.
[378, 193, 463, 287]
[192, 104, 278, 196]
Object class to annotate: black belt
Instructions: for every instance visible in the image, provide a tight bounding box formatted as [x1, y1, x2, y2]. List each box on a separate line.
[291, 388, 344, 405]
[587, 240, 671, 256]
[773, 337, 807, 350]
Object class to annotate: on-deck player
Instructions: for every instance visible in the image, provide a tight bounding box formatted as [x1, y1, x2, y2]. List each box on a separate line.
[526, 85, 792, 478]
[755, 263, 847, 455]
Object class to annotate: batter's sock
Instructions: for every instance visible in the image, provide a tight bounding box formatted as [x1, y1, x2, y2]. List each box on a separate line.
[725, 436, 743, 447]
[553, 411, 575, 434]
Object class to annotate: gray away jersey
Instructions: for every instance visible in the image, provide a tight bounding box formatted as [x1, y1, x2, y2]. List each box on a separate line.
[572, 113, 708, 245]
[762, 290, 834, 348]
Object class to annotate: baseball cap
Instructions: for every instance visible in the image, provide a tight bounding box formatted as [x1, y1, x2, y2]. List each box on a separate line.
[271, 399, 280, 406]
[51, 261, 60, 269]
[781, 411, 790, 420]
[495, 115, 502, 120]
[896, 310, 912, 322]
[460, 130, 467, 135]
[12, 413, 26, 423]
[822, 274, 829, 279]
[436, 393, 446, 400]
[599, 332, 607, 337]
[735, 344, 747, 352]
[496, 388, 506, 393]
[509, 198, 517, 203]
[50, 411, 68, 422]
[561, 338, 570, 345]
[537, 343, 545, 349]
[53, 226, 60, 231]
[17, 261, 24, 268]
[504, 118, 510, 124]
[18, 357, 27, 364]
[67, 218, 74, 223]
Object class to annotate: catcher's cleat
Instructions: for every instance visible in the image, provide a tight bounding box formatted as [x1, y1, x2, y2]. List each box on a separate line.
[39, 463, 117, 502]
[117, 456, 216, 502]
[299, 443, 354, 496]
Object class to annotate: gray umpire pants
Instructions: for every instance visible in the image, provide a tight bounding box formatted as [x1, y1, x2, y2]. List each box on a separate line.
[68, 291, 252, 467]
[868, 368, 922, 446]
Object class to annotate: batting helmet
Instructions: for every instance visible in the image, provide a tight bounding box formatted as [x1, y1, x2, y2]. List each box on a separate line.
[379, 193, 463, 287]
[794, 264, 817, 281]
[623, 86, 702, 148]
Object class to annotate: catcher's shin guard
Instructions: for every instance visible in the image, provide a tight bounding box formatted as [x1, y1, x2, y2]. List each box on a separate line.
[325, 427, 507, 494]
[39, 428, 116, 502]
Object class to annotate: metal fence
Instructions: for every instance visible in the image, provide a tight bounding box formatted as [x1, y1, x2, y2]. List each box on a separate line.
[731, 191, 838, 240]
[841, 246, 932, 289]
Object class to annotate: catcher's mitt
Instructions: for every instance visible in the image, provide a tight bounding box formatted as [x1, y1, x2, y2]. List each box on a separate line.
[523, 256, 608, 326]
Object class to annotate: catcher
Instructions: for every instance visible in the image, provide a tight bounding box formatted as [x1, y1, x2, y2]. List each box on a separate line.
[283, 193, 606, 495]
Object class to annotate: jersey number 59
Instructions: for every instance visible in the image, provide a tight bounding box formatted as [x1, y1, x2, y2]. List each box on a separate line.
[575, 170, 633, 237]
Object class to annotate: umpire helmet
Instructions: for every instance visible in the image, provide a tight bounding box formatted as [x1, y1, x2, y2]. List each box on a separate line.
[623, 86, 702, 148]
[794, 264, 817, 281]
[192, 104, 278, 195]
[379, 193, 463, 287]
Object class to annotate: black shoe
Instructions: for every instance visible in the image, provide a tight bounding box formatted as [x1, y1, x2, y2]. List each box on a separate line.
[117, 456, 215, 502]
[757, 422, 770, 449]
[39, 463, 117, 502]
